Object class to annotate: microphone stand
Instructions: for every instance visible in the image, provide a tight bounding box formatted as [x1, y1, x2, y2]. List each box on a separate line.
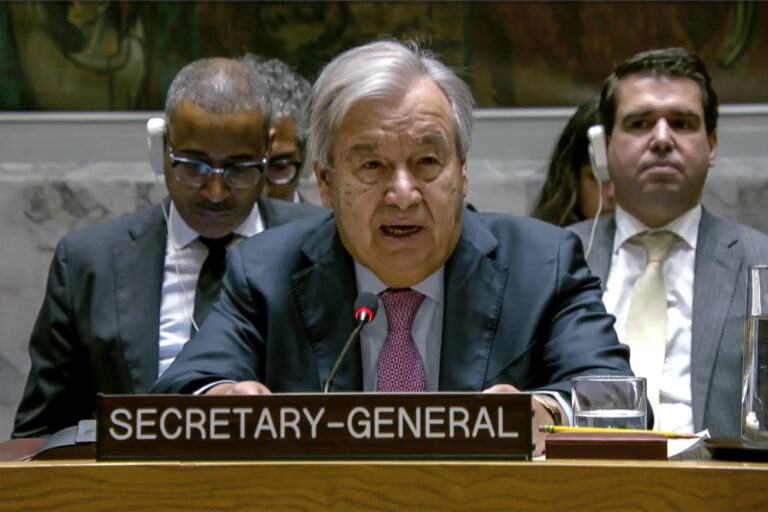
[323, 320, 367, 393]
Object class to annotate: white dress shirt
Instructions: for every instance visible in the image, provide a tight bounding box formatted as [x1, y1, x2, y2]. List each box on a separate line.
[603, 204, 701, 433]
[157, 201, 264, 376]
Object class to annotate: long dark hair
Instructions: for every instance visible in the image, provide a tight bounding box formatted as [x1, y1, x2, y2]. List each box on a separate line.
[531, 96, 601, 227]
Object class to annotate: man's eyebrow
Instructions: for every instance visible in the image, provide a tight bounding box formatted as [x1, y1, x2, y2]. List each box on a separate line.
[622, 108, 701, 119]
[346, 142, 380, 155]
[416, 134, 450, 146]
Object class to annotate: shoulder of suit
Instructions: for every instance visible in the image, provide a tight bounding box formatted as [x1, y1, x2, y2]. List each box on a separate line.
[56, 203, 162, 248]
[260, 195, 326, 226]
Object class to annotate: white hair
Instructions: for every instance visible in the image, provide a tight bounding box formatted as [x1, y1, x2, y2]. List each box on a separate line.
[306, 40, 475, 169]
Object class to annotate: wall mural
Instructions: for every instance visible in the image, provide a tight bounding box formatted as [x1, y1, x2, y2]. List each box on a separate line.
[1, 1, 765, 111]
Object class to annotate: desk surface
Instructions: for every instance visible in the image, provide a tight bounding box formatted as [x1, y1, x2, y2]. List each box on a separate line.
[1, 459, 767, 511]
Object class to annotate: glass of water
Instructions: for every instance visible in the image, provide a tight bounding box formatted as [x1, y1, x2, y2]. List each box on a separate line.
[572, 375, 647, 429]
[742, 265, 768, 447]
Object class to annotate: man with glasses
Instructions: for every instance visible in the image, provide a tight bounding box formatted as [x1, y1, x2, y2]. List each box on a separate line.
[12, 57, 321, 438]
[239, 55, 312, 203]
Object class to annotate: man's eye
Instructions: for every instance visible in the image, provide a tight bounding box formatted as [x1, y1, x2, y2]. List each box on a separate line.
[670, 119, 696, 131]
[418, 156, 440, 166]
[628, 119, 651, 130]
[362, 160, 383, 170]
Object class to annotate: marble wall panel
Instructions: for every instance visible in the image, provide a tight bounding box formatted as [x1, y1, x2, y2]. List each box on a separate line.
[1, 156, 766, 440]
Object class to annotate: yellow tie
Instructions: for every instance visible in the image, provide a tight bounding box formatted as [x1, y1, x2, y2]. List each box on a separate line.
[624, 231, 678, 428]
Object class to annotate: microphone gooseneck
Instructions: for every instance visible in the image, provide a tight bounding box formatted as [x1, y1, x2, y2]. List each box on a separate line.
[323, 292, 378, 393]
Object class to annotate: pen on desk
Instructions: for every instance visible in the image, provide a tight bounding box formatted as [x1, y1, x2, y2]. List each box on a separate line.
[538, 425, 698, 439]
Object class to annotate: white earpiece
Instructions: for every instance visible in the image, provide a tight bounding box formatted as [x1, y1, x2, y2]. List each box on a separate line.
[587, 124, 610, 182]
[147, 117, 167, 177]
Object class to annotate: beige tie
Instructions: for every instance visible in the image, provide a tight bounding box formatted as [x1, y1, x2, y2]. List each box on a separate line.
[624, 231, 678, 427]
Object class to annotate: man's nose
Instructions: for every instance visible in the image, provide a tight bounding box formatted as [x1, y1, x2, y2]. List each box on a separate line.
[384, 166, 421, 209]
[649, 118, 674, 153]
[200, 172, 230, 203]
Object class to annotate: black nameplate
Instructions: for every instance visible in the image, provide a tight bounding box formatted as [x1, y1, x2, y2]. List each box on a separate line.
[97, 393, 533, 460]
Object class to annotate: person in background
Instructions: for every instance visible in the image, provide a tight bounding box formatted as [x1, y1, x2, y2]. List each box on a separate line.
[153, 39, 634, 456]
[13, 57, 321, 438]
[240, 54, 313, 203]
[531, 96, 615, 227]
[570, 47, 768, 437]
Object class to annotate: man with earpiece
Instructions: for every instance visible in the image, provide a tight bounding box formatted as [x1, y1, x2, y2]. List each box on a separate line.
[153, 40, 635, 457]
[12, 57, 323, 438]
[570, 48, 768, 438]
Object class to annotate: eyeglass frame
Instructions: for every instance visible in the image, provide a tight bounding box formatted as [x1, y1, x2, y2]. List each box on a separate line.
[166, 145, 269, 189]
[266, 157, 304, 186]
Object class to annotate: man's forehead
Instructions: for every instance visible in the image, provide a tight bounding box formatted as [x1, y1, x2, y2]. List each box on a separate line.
[616, 75, 704, 111]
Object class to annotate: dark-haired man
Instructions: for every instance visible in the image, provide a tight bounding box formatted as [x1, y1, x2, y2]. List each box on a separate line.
[571, 47, 768, 437]
[13, 57, 321, 438]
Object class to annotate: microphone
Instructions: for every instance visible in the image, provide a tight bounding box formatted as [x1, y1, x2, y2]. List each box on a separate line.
[323, 292, 378, 393]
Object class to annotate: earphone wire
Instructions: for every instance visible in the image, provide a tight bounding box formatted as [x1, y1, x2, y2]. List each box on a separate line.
[156, 171, 202, 335]
[584, 182, 603, 259]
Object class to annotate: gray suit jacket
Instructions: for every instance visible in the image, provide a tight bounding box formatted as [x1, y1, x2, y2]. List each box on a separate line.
[570, 208, 768, 437]
[13, 195, 323, 438]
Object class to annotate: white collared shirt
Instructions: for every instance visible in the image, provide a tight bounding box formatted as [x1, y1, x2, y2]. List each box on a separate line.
[157, 201, 264, 376]
[603, 204, 701, 433]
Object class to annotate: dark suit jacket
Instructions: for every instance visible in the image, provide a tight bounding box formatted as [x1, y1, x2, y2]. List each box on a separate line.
[570, 208, 768, 437]
[154, 209, 632, 397]
[13, 195, 323, 438]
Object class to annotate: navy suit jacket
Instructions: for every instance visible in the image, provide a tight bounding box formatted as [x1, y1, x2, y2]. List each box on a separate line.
[13, 195, 322, 438]
[154, 208, 632, 396]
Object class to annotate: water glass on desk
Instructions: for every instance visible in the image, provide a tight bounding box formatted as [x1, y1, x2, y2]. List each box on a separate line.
[572, 375, 647, 429]
[743, 265, 768, 447]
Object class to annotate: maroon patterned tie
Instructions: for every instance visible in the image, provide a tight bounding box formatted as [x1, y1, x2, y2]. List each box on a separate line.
[376, 288, 426, 392]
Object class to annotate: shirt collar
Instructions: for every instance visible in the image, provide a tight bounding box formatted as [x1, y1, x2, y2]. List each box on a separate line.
[354, 262, 444, 304]
[613, 203, 701, 253]
[167, 199, 264, 249]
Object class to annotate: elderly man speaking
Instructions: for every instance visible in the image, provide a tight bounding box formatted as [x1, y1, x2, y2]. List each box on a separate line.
[154, 40, 633, 453]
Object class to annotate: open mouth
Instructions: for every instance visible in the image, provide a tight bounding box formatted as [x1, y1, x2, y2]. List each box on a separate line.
[380, 225, 422, 237]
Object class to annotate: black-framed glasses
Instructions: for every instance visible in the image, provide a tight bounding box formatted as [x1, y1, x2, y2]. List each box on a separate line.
[266, 158, 303, 185]
[168, 146, 268, 189]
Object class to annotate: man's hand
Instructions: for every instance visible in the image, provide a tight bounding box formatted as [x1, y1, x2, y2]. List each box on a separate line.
[205, 380, 272, 395]
[482, 384, 563, 457]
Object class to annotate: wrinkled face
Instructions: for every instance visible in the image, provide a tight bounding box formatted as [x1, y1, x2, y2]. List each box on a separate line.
[165, 100, 268, 239]
[314, 77, 468, 288]
[607, 75, 717, 227]
[263, 116, 303, 202]
[577, 161, 615, 219]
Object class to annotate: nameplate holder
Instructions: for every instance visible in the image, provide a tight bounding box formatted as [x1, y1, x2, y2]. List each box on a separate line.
[96, 393, 532, 460]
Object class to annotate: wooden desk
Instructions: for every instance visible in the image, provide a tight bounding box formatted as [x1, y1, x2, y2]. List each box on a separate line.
[1, 459, 767, 511]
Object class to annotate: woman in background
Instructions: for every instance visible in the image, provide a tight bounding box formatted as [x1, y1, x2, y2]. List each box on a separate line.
[531, 96, 615, 227]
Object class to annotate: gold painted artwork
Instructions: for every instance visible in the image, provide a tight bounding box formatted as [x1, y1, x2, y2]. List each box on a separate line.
[1, 1, 766, 110]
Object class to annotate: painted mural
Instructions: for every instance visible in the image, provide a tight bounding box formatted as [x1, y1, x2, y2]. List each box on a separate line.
[1, 1, 765, 110]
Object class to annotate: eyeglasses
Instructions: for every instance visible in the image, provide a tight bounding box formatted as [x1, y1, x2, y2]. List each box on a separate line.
[266, 158, 303, 185]
[168, 147, 268, 189]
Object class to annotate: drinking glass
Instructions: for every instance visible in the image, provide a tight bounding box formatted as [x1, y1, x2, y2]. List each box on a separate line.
[572, 375, 647, 429]
[742, 265, 768, 447]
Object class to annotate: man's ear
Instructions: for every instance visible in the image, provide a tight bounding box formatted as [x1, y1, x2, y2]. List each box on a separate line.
[708, 129, 718, 167]
[313, 162, 334, 208]
[267, 126, 276, 154]
[460, 157, 468, 198]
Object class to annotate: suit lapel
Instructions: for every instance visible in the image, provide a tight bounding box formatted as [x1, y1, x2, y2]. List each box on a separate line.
[291, 215, 361, 390]
[440, 212, 508, 391]
[691, 209, 741, 429]
[257, 196, 276, 228]
[113, 202, 167, 392]
[587, 216, 615, 289]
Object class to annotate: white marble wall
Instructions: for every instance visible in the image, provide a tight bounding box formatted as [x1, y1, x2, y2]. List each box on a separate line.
[2, 156, 767, 440]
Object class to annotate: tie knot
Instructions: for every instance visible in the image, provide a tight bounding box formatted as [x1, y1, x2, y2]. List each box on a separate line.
[199, 234, 233, 256]
[378, 288, 425, 333]
[632, 230, 678, 264]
